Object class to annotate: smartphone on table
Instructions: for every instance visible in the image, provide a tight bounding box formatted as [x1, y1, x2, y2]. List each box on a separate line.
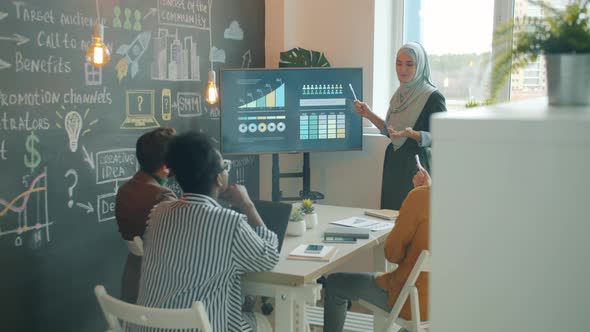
[304, 244, 324, 254]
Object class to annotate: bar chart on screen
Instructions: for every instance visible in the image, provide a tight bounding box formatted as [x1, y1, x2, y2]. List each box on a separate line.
[239, 83, 286, 109]
[0, 168, 53, 248]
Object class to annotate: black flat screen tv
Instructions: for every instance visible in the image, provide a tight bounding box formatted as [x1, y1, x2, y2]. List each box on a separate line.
[220, 68, 363, 154]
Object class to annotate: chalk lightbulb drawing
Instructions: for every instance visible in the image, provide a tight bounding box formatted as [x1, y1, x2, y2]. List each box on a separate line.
[64, 111, 83, 152]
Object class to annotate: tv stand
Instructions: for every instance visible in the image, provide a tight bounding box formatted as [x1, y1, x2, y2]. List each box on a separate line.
[271, 152, 325, 202]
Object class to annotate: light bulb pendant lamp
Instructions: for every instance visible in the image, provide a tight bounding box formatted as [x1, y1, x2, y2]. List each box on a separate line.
[86, 22, 111, 67]
[205, 70, 219, 105]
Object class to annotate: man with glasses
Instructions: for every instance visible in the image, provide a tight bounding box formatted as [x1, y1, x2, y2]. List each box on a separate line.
[133, 131, 277, 332]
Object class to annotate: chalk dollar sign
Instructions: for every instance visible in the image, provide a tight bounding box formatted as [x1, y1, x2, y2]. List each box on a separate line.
[24, 131, 41, 172]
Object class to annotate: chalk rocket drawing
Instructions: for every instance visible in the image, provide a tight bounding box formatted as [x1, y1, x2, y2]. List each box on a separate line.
[116, 32, 151, 78]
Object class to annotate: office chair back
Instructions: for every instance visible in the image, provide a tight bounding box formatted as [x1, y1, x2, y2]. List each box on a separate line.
[126, 236, 144, 256]
[94, 285, 212, 332]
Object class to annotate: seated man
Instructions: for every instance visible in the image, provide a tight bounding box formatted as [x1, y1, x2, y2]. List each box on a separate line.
[323, 166, 432, 332]
[115, 127, 177, 303]
[133, 132, 279, 332]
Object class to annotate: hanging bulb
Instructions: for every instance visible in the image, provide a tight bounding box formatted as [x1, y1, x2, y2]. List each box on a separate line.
[205, 70, 219, 104]
[86, 22, 111, 67]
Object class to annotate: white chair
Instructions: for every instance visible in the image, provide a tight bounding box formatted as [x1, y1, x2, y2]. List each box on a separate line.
[94, 285, 212, 332]
[126, 236, 144, 256]
[359, 250, 430, 332]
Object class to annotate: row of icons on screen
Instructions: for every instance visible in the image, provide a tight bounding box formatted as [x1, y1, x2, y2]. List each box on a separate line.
[238, 122, 286, 133]
[302, 84, 344, 95]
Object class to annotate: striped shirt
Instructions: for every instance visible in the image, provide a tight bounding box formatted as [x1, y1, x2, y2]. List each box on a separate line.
[132, 193, 279, 332]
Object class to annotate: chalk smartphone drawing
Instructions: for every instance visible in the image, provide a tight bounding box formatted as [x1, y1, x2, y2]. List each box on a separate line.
[0, 168, 52, 248]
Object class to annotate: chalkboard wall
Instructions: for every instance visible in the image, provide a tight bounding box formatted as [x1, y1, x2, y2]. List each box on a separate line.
[0, 0, 264, 330]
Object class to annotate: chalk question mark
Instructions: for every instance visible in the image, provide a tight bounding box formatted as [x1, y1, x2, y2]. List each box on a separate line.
[137, 96, 144, 112]
[65, 169, 78, 208]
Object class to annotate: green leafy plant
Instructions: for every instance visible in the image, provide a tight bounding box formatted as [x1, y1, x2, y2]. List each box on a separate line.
[300, 199, 315, 214]
[289, 206, 304, 222]
[465, 99, 493, 108]
[490, 0, 590, 101]
[279, 47, 331, 67]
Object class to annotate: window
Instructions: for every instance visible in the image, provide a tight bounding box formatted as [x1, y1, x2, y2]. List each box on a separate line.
[398, 0, 570, 107]
[508, 0, 568, 101]
[84, 63, 102, 86]
[403, 0, 495, 110]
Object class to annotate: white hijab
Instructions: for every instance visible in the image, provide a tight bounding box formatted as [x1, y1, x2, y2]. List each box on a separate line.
[386, 42, 437, 150]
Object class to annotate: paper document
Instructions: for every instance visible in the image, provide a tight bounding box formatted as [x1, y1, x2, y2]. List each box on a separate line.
[330, 217, 394, 231]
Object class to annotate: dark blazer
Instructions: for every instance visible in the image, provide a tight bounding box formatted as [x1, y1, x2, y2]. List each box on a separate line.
[115, 171, 177, 240]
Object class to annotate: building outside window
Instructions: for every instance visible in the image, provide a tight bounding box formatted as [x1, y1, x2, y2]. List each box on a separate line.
[401, 0, 570, 108]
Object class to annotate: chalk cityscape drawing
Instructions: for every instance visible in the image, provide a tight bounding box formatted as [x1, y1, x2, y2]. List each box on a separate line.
[0, 168, 52, 247]
[151, 28, 201, 82]
[121, 90, 159, 129]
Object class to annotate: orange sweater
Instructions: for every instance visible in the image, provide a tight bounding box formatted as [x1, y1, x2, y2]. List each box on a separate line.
[375, 186, 430, 321]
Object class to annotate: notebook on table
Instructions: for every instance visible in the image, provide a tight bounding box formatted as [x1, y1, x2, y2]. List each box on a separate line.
[364, 209, 398, 220]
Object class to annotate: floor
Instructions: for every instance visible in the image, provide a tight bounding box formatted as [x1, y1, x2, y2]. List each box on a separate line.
[254, 289, 403, 332]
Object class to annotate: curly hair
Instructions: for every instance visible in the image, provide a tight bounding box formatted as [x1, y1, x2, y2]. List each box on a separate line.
[165, 132, 221, 195]
[135, 127, 176, 173]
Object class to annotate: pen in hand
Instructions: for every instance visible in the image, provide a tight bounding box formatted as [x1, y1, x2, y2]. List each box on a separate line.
[349, 83, 358, 101]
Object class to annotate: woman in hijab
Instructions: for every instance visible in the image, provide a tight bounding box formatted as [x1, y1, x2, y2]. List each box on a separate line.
[354, 42, 446, 210]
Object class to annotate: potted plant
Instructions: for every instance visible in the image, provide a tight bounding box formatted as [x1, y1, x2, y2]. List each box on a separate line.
[491, 0, 590, 105]
[286, 206, 306, 236]
[300, 199, 318, 229]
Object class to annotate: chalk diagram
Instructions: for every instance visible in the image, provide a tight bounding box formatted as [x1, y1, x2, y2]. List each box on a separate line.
[0, 168, 52, 247]
[55, 106, 99, 152]
[95, 148, 138, 222]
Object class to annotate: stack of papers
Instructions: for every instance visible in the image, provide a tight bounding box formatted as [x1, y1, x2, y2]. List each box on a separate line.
[330, 217, 394, 231]
[287, 244, 338, 262]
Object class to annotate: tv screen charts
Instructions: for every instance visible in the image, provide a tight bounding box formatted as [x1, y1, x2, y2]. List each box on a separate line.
[220, 68, 363, 154]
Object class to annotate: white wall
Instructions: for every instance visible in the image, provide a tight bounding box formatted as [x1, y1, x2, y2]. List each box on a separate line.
[263, 0, 401, 208]
[430, 100, 590, 331]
